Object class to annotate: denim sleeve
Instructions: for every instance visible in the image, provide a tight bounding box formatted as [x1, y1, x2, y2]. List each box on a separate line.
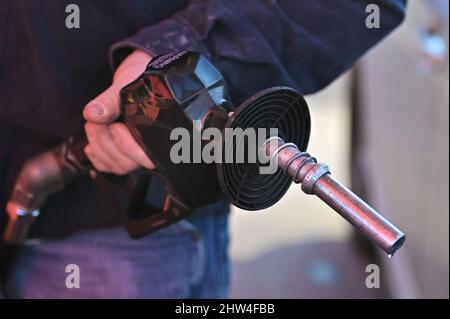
[109, 0, 406, 101]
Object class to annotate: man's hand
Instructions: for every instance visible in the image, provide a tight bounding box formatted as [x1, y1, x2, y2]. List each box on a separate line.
[83, 50, 155, 175]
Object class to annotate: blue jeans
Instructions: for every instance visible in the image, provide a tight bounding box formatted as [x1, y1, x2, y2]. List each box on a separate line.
[6, 200, 230, 298]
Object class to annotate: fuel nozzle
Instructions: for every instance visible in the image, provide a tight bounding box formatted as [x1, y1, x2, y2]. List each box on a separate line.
[3, 53, 406, 256]
[263, 136, 405, 256]
[217, 87, 405, 256]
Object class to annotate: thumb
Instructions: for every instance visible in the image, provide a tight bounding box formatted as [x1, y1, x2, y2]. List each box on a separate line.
[83, 85, 121, 124]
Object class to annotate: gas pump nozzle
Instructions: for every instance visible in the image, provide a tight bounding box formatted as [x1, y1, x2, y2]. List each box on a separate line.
[2, 51, 405, 257]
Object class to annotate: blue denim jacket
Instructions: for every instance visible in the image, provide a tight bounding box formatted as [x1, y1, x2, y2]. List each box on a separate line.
[0, 0, 405, 298]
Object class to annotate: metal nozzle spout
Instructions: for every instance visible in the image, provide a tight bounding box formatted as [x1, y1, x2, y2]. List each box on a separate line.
[312, 174, 406, 255]
[264, 137, 406, 255]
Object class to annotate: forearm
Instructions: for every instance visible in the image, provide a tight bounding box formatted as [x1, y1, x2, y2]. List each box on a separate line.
[109, 0, 407, 102]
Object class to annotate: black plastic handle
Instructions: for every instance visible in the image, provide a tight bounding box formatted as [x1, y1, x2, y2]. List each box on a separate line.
[63, 133, 192, 238]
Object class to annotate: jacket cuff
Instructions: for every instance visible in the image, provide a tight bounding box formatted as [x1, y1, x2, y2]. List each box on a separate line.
[109, 18, 210, 71]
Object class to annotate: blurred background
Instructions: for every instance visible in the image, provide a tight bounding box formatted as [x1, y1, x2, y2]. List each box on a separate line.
[229, 0, 449, 299]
